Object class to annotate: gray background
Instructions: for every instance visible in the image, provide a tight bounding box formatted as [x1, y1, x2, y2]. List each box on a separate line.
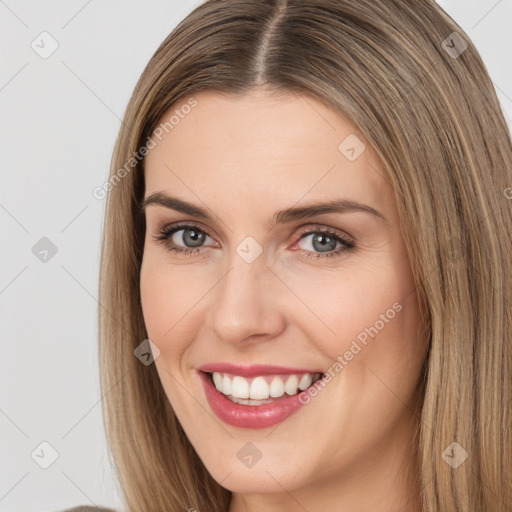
[1, 1, 511, 511]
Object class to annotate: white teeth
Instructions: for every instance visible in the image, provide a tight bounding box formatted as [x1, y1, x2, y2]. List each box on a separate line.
[212, 372, 223, 392]
[231, 375, 249, 399]
[249, 376, 270, 399]
[228, 396, 277, 406]
[210, 371, 320, 400]
[299, 374, 312, 390]
[284, 375, 299, 395]
[222, 374, 232, 395]
[269, 376, 285, 397]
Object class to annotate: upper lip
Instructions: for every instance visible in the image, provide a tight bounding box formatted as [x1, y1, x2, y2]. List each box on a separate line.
[198, 363, 324, 377]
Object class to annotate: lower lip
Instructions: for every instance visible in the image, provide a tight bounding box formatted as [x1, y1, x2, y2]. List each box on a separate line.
[199, 371, 309, 429]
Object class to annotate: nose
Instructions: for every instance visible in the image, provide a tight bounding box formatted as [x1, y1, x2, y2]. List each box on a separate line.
[206, 252, 286, 345]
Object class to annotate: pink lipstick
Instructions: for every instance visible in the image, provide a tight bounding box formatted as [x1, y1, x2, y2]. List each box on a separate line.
[197, 363, 324, 429]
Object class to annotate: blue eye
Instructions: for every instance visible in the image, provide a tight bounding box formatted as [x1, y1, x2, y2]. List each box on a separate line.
[152, 223, 355, 259]
[153, 224, 215, 256]
[295, 229, 354, 260]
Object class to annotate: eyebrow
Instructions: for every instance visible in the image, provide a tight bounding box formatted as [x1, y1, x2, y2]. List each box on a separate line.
[141, 191, 387, 226]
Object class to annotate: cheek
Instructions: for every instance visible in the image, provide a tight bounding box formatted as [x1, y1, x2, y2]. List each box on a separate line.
[139, 258, 190, 369]
[139, 251, 205, 340]
[139, 251, 218, 379]
[280, 261, 416, 356]
[281, 263, 425, 407]
[139, 256, 200, 409]
[140, 263, 170, 339]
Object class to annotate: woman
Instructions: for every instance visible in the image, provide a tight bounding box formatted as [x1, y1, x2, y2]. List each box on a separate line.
[85, 1, 512, 511]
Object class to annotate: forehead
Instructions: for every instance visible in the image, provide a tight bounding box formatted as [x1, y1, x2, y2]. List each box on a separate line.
[144, 89, 391, 216]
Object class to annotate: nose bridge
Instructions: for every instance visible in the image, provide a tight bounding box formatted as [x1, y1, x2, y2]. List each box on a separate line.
[207, 246, 285, 344]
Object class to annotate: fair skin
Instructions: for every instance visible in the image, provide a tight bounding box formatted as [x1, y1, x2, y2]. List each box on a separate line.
[140, 88, 427, 512]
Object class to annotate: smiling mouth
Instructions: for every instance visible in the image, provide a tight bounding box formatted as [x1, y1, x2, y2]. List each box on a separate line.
[205, 370, 324, 406]
[198, 368, 327, 428]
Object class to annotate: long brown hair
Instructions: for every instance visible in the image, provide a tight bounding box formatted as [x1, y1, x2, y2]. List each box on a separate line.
[98, 1, 512, 510]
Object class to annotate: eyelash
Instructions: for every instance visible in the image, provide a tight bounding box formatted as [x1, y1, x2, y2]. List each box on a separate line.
[151, 222, 355, 260]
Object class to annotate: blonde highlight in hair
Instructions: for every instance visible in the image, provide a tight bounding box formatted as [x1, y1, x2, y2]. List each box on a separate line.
[98, 1, 512, 510]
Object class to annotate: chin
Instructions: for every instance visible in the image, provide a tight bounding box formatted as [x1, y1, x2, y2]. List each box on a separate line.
[214, 468, 298, 494]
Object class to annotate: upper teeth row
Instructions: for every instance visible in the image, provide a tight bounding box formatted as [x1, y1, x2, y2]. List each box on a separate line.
[211, 372, 321, 399]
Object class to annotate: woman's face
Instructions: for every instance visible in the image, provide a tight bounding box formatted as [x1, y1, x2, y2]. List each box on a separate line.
[140, 89, 427, 508]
